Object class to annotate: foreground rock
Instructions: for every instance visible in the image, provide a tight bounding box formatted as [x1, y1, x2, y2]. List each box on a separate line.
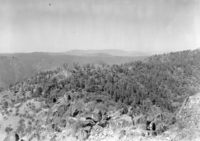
[2, 91, 200, 141]
[174, 93, 200, 141]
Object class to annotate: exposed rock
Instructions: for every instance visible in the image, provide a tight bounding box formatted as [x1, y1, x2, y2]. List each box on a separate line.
[58, 119, 66, 128]
[84, 126, 92, 132]
[76, 128, 88, 140]
[3, 134, 16, 141]
[49, 136, 56, 141]
[118, 129, 126, 139]
[174, 92, 200, 141]
[92, 109, 102, 122]
[82, 119, 95, 127]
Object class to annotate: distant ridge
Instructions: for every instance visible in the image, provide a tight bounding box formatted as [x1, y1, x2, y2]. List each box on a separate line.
[0, 49, 168, 56]
[0, 49, 193, 88]
[0, 52, 145, 88]
[64, 49, 151, 56]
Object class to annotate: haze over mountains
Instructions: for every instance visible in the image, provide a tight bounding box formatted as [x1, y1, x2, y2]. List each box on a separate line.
[63, 49, 154, 56]
[0, 50, 148, 88]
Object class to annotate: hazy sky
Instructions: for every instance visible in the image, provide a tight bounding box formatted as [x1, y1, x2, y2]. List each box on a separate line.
[0, 0, 200, 53]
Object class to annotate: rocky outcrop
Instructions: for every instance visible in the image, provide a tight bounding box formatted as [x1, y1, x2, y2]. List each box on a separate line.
[174, 93, 200, 141]
[2, 79, 200, 141]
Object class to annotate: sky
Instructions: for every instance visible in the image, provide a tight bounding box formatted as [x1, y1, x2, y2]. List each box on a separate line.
[0, 0, 200, 53]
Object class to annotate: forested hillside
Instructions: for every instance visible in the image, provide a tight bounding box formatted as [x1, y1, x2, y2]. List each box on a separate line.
[0, 49, 200, 141]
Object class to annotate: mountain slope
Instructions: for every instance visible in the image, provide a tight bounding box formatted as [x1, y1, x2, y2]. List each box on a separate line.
[1, 49, 200, 141]
[0, 56, 26, 88]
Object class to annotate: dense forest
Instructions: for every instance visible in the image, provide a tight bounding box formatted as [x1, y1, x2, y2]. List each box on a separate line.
[2, 49, 200, 140]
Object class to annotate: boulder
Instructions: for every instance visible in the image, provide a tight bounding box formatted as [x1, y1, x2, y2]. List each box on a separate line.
[119, 129, 126, 139]
[98, 119, 107, 128]
[3, 133, 17, 141]
[58, 118, 67, 128]
[49, 136, 56, 141]
[76, 128, 88, 140]
[84, 126, 92, 133]
[82, 119, 95, 127]
[85, 112, 102, 123]
[93, 109, 100, 115]
[91, 125, 103, 134]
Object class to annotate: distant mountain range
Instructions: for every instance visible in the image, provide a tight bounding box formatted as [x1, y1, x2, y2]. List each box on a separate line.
[0, 51, 147, 88]
[63, 49, 152, 56]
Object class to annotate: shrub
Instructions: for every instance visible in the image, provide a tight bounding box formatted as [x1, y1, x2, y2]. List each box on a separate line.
[5, 126, 13, 133]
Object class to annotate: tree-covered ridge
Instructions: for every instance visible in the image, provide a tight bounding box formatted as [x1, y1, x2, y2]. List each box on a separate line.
[41, 49, 200, 114]
[1, 49, 200, 140]
[15, 49, 200, 114]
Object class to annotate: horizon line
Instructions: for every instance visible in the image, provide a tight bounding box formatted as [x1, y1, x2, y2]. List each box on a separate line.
[0, 48, 198, 54]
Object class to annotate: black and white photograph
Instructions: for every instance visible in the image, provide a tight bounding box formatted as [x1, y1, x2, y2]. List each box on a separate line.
[0, 0, 200, 140]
